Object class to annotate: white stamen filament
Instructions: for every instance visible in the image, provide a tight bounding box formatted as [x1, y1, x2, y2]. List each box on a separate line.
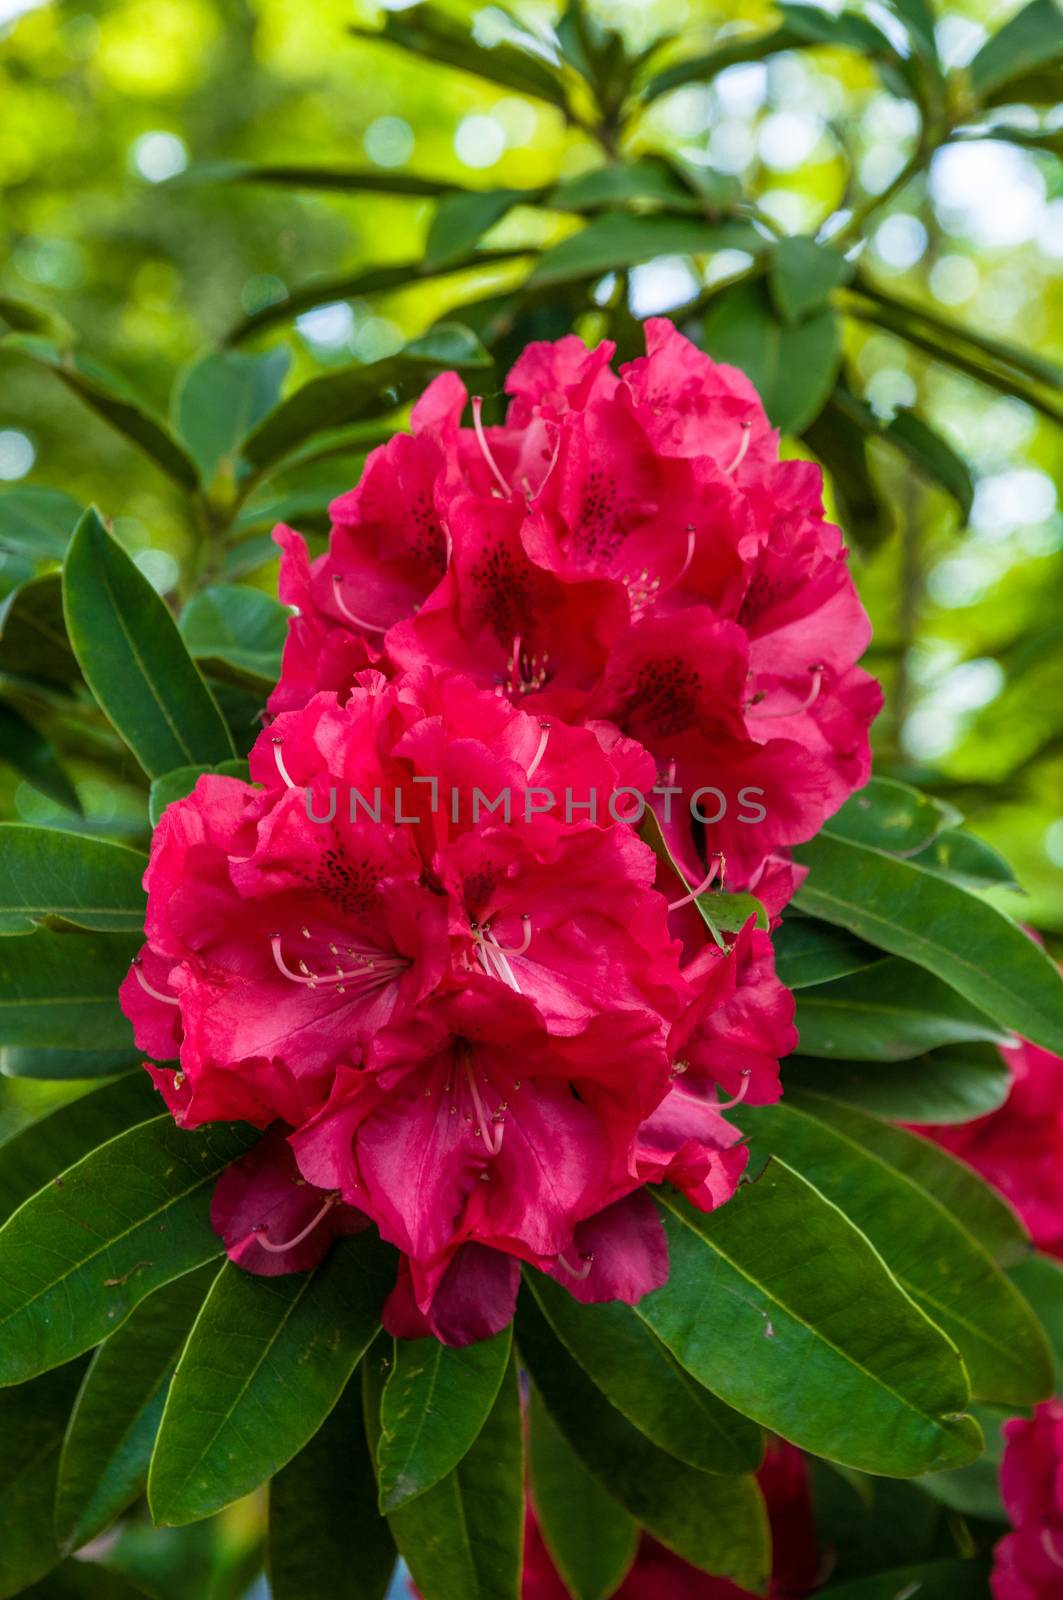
[556, 1251, 594, 1280]
[131, 959, 179, 1007]
[332, 574, 386, 633]
[472, 396, 512, 498]
[526, 722, 551, 781]
[668, 855, 724, 911]
[464, 1057, 505, 1155]
[723, 419, 753, 475]
[271, 935, 407, 991]
[673, 525, 696, 587]
[271, 739, 295, 789]
[747, 664, 825, 720]
[533, 427, 562, 500]
[1042, 1529, 1063, 1570]
[252, 1193, 339, 1253]
[717, 1069, 753, 1111]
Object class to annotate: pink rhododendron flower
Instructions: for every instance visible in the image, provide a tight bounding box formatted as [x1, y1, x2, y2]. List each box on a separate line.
[992, 1400, 1063, 1599]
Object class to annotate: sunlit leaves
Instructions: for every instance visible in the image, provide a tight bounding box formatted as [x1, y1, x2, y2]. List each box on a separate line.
[0, 825, 146, 934]
[179, 584, 288, 689]
[702, 281, 840, 435]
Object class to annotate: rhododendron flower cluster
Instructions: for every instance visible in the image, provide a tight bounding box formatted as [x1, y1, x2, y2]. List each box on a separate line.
[992, 1400, 1063, 1599]
[123, 322, 879, 1345]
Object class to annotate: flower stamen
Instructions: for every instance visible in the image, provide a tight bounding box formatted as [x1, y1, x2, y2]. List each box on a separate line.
[526, 722, 551, 780]
[747, 664, 825, 719]
[717, 1069, 753, 1111]
[723, 419, 753, 475]
[251, 1192, 340, 1253]
[464, 1055, 505, 1155]
[131, 957, 180, 1007]
[332, 574, 387, 634]
[271, 738, 295, 789]
[556, 1251, 594, 1280]
[472, 396, 512, 498]
[668, 854, 724, 911]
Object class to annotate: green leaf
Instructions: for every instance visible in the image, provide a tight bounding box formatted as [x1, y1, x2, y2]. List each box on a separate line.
[783, 1044, 1013, 1125]
[377, 1326, 512, 1513]
[425, 190, 529, 270]
[909, 828, 1020, 890]
[640, 807, 765, 948]
[769, 236, 853, 324]
[636, 1163, 983, 1475]
[891, 0, 941, 64]
[0, 705, 80, 813]
[63, 509, 236, 778]
[549, 157, 704, 213]
[526, 1273, 762, 1473]
[179, 585, 287, 689]
[742, 1097, 1053, 1405]
[18, 1560, 156, 1599]
[177, 159, 471, 196]
[0, 1358, 86, 1597]
[884, 408, 975, 520]
[969, 0, 1063, 100]
[702, 281, 840, 435]
[517, 1293, 770, 1591]
[826, 776, 960, 857]
[0, 1114, 257, 1385]
[804, 389, 890, 554]
[353, 5, 568, 107]
[1, 1045, 142, 1079]
[530, 214, 765, 289]
[0, 487, 82, 563]
[240, 327, 491, 473]
[794, 957, 1008, 1060]
[0, 825, 146, 935]
[0, 573, 80, 685]
[1009, 1254, 1063, 1387]
[0, 293, 72, 342]
[772, 917, 879, 989]
[0, 1072, 156, 1227]
[368, 1347, 525, 1600]
[171, 348, 290, 484]
[149, 1233, 395, 1525]
[55, 1265, 216, 1551]
[2, 337, 198, 491]
[917, 1400, 1009, 1520]
[270, 1376, 396, 1600]
[816, 1559, 991, 1599]
[792, 831, 1063, 1056]
[527, 1389, 637, 1600]
[148, 759, 249, 828]
[964, 123, 1063, 157]
[791, 1093, 1029, 1268]
[0, 929, 140, 1049]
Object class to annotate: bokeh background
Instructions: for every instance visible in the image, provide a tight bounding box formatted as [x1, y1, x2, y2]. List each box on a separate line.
[0, 0, 1060, 1589]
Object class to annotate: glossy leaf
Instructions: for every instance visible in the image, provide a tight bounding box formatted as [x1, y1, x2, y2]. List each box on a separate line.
[742, 1098, 1053, 1405]
[270, 1376, 396, 1600]
[792, 831, 1063, 1056]
[179, 584, 287, 688]
[0, 573, 80, 684]
[527, 1388, 638, 1600]
[367, 1348, 525, 1600]
[549, 157, 703, 213]
[969, 0, 1063, 99]
[0, 1114, 257, 1385]
[769, 236, 852, 324]
[772, 917, 880, 989]
[826, 776, 960, 857]
[817, 1559, 991, 1598]
[0, 705, 80, 813]
[352, 5, 567, 107]
[0, 928, 140, 1048]
[636, 1163, 982, 1475]
[56, 1265, 216, 1550]
[0, 1044, 143, 1080]
[792, 1093, 1029, 1268]
[3, 336, 198, 490]
[530, 214, 764, 289]
[171, 348, 289, 484]
[909, 828, 1020, 890]
[18, 1560, 156, 1599]
[1009, 1254, 1063, 1387]
[702, 281, 840, 435]
[917, 1400, 1009, 1520]
[804, 390, 890, 553]
[149, 1233, 395, 1524]
[794, 957, 1008, 1060]
[0, 1358, 86, 1597]
[63, 509, 236, 777]
[0, 486, 81, 562]
[783, 1044, 1012, 1125]
[527, 1273, 762, 1473]
[377, 1326, 512, 1513]
[517, 1293, 770, 1591]
[425, 190, 529, 270]
[0, 825, 146, 934]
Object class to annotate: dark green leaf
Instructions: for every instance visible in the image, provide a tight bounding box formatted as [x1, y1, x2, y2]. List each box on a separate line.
[0, 705, 80, 813]
[963, 123, 1063, 157]
[0, 1073, 114, 1149]
[0, 825, 146, 934]
[526, 1273, 762, 1473]
[425, 191, 529, 270]
[0, 929, 140, 1049]
[702, 281, 840, 434]
[909, 828, 1020, 890]
[527, 1389, 636, 1600]
[149, 1233, 395, 1525]
[63, 509, 236, 777]
[969, 0, 1063, 99]
[368, 1348, 525, 1600]
[804, 389, 890, 554]
[240, 327, 491, 473]
[171, 349, 289, 484]
[793, 831, 1063, 1055]
[769, 236, 853, 324]
[0, 487, 82, 563]
[742, 1097, 1053, 1405]
[917, 1401, 1009, 1520]
[783, 1044, 1013, 1124]
[0, 1115, 257, 1385]
[530, 214, 765, 289]
[826, 776, 960, 857]
[772, 917, 879, 989]
[1, 1045, 142, 1080]
[795, 957, 1008, 1060]
[270, 1376, 396, 1600]
[18, 1560, 156, 1599]
[377, 1327, 512, 1513]
[0, 1358, 86, 1597]
[177, 160, 471, 196]
[56, 1265, 216, 1550]
[697, 890, 769, 941]
[0, 573, 80, 684]
[3, 336, 198, 491]
[517, 1293, 771, 1590]
[548, 157, 703, 213]
[886, 409, 974, 520]
[179, 585, 287, 688]
[892, 0, 941, 63]
[0, 294, 72, 342]
[817, 1559, 991, 1598]
[636, 1163, 982, 1475]
[790, 1093, 1029, 1268]
[353, 5, 568, 107]
[1009, 1253, 1063, 1387]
